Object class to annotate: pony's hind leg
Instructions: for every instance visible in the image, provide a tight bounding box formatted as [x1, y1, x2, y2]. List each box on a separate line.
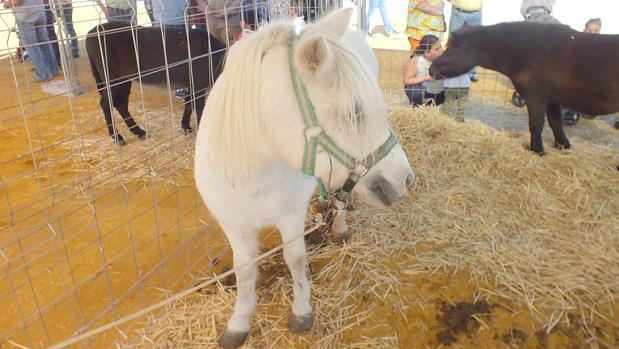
[276, 214, 314, 334]
[218, 223, 258, 349]
[546, 103, 571, 149]
[99, 90, 126, 145]
[113, 82, 147, 140]
[524, 96, 547, 154]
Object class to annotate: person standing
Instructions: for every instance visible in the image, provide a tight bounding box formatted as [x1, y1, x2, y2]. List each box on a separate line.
[403, 34, 445, 106]
[366, 0, 401, 38]
[584, 17, 601, 33]
[58, 0, 79, 57]
[204, 0, 242, 45]
[447, 0, 482, 81]
[95, 0, 137, 25]
[405, 0, 445, 54]
[3, 0, 60, 81]
[152, 0, 188, 29]
[520, 0, 557, 24]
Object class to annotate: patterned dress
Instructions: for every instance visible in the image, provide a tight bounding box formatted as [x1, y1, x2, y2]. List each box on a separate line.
[405, 0, 446, 41]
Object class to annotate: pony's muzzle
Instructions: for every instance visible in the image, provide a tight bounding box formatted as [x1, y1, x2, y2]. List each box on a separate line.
[406, 172, 414, 188]
[369, 173, 411, 206]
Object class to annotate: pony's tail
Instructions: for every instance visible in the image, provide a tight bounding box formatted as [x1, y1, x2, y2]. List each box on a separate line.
[88, 52, 107, 97]
[86, 25, 106, 95]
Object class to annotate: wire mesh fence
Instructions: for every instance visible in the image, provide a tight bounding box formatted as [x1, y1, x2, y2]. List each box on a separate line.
[1, 0, 617, 348]
[1, 0, 343, 346]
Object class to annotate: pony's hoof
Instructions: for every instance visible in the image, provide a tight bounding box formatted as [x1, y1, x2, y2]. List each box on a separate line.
[113, 135, 127, 146]
[136, 130, 147, 139]
[332, 230, 352, 243]
[288, 312, 313, 333]
[217, 330, 248, 349]
[183, 127, 193, 135]
[554, 142, 571, 150]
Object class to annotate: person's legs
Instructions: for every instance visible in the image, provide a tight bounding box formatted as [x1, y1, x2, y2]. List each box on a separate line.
[36, 19, 60, 75]
[17, 17, 52, 81]
[377, 0, 394, 33]
[404, 84, 424, 106]
[449, 10, 481, 80]
[365, 0, 378, 33]
[454, 88, 468, 122]
[44, 4, 61, 64]
[108, 7, 135, 25]
[425, 91, 445, 106]
[443, 88, 456, 116]
[62, 3, 79, 57]
[448, 9, 466, 33]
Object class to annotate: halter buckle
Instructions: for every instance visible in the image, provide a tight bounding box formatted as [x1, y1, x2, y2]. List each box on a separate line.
[304, 126, 323, 141]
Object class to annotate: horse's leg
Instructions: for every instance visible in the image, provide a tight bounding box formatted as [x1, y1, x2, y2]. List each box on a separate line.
[195, 91, 206, 129]
[218, 223, 258, 349]
[99, 89, 126, 145]
[524, 96, 547, 154]
[546, 103, 571, 149]
[181, 93, 193, 134]
[113, 82, 147, 139]
[276, 213, 314, 334]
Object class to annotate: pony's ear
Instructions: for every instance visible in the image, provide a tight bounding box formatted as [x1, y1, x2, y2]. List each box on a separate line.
[296, 36, 334, 79]
[318, 8, 353, 37]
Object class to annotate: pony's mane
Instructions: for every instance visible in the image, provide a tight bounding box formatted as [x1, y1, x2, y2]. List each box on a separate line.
[205, 17, 386, 186]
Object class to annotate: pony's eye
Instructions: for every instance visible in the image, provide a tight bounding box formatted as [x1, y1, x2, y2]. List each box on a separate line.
[352, 104, 364, 122]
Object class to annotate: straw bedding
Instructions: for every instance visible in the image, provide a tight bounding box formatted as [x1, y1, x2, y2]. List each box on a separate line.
[58, 109, 195, 188]
[124, 106, 618, 348]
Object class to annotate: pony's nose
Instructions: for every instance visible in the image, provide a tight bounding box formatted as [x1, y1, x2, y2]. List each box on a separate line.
[370, 176, 401, 206]
[406, 172, 414, 188]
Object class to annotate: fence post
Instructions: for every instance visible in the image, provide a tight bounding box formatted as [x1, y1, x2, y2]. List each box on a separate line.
[357, 0, 366, 32]
[52, 0, 87, 97]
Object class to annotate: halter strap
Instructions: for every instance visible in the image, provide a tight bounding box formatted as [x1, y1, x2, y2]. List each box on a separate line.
[288, 36, 400, 200]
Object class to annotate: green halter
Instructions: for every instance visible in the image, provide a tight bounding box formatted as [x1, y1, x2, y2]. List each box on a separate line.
[288, 37, 400, 201]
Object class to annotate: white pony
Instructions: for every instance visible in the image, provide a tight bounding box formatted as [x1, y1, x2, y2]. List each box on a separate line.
[194, 8, 413, 349]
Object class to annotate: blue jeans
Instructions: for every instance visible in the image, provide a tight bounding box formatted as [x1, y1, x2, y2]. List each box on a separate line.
[17, 13, 60, 81]
[44, 2, 60, 64]
[366, 0, 394, 34]
[60, 3, 79, 56]
[449, 8, 482, 78]
[404, 84, 445, 107]
[108, 7, 136, 25]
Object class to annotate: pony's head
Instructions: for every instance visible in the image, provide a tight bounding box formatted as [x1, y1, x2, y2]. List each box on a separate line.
[203, 8, 413, 207]
[429, 26, 478, 79]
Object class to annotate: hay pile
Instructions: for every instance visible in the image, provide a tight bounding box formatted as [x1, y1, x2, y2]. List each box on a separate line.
[124, 107, 618, 348]
[58, 110, 195, 187]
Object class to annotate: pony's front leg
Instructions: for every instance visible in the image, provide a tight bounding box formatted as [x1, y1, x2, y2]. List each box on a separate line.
[276, 215, 314, 334]
[181, 94, 194, 134]
[218, 224, 258, 349]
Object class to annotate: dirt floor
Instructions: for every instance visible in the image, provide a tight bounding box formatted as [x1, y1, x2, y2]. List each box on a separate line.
[1, 23, 618, 349]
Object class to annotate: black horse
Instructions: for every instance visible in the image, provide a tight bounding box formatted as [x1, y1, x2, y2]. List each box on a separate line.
[86, 23, 226, 145]
[429, 22, 619, 154]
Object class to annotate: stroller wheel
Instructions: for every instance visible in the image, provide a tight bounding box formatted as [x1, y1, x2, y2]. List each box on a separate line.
[511, 91, 526, 108]
[562, 107, 581, 126]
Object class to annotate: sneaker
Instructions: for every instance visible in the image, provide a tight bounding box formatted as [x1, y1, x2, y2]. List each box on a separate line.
[470, 75, 479, 82]
[175, 88, 189, 100]
[388, 31, 403, 39]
